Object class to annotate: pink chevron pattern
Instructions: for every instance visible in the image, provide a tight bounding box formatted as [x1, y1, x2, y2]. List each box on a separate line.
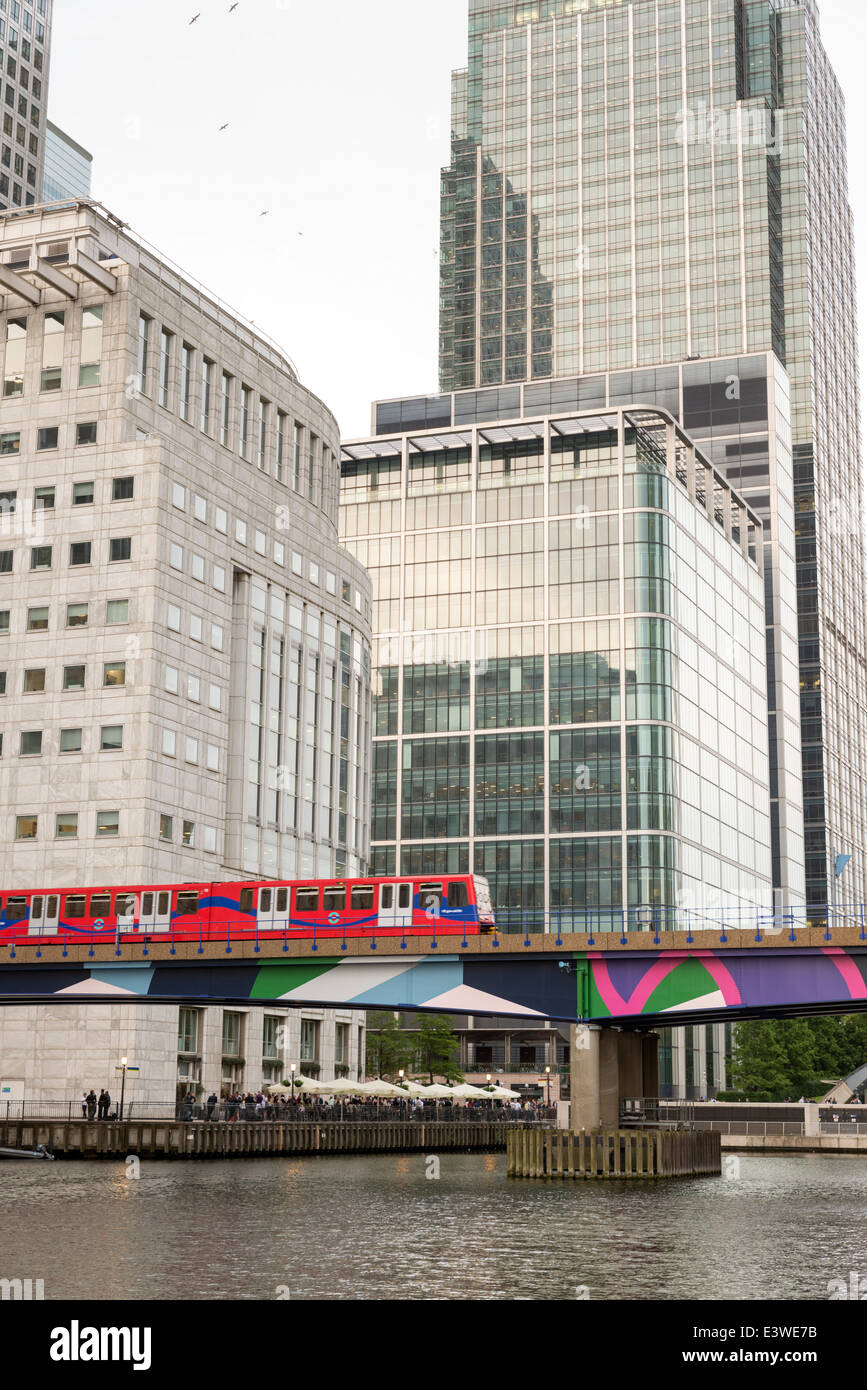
[588, 950, 743, 1016]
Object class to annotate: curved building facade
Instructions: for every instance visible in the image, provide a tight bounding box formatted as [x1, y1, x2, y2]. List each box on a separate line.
[0, 201, 372, 888]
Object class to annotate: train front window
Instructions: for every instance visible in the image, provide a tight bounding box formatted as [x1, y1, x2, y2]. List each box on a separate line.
[323, 887, 346, 912]
[5, 896, 27, 923]
[65, 894, 86, 919]
[91, 893, 112, 917]
[295, 888, 318, 912]
[448, 881, 469, 908]
[239, 888, 254, 914]
[351, 886, 374, 910]
[176, 892, 198, 915]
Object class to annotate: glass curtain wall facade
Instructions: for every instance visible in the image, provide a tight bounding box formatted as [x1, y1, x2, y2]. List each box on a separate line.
[0, 0, 52, 209]
[437, 0, 866, 912]
[341, 404, 772, 931]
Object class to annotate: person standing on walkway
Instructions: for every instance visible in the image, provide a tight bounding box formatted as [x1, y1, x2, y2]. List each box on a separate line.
[86, 1090, 97, 1120]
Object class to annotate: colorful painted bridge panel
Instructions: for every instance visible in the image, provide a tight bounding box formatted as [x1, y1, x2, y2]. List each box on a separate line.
[2, 947, 867, 1024]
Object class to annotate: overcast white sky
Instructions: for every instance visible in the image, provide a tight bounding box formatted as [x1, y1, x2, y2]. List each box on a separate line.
[48, 0, 867, 441]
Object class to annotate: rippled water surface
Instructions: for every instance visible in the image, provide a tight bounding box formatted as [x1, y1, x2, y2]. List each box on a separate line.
[2, 1152, 867, 1300]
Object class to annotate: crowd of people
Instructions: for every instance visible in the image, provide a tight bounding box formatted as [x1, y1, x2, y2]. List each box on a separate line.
[80, 1089, 114, 1121]
[175, 1090, 553, 1122]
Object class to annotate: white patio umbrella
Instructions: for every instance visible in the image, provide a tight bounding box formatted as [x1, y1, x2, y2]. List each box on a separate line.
[354, 1079, 408, 1098]
[450, 1083, 494, 1100]
[392, 1079, 429, 1098]
[288, 1074, 332, 1095]
[325, 1078, 366, 1096]
[266, 1083, 292, 1095]
[485, 1086, 521, 1099]
[419, 1083, 460, 1099]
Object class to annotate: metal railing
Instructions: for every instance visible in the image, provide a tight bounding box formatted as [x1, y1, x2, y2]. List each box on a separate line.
[2, 1099, 557, 1125]
[3, 902, 867, 958]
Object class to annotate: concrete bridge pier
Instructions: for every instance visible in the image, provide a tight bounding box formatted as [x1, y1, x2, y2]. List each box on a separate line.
[569, 1024, 659, 1131]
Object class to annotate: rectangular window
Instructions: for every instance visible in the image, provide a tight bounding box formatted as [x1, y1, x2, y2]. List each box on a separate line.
[23, 667, 45, 692]
[66, 602, 88, 627]
[193, 494, 206, 522]
[293, 423, 303, 490]
[55, 811, 78, 839]
[29, 545, 50, 569]
[172, 482, 185, 510]
[182, 820, 195, 847]
[185, 736, 198, 763]
[72, 481, 94, 505]
[0, 611, 9, 633]
[180, 343, 193, 421]
[75, 421, 97, 445]
[36, 428, 57, 452]
[162, 729, 177, 757]
[34, 485, 54, 510]
[96, 811, 119, 837]
[4, 316, 26, 395]
[109, 537, 131, 562]
[60, 728, 82, 752]
[170, 543, 183, 570]
[189, 614, 202, 641]
[137, 313, 151, 395]
[239, 386, 251, 459]
[101, 725, 123, 750]
[257, 398, 268, 470]
[220, 372, 232, 447]
[26, 605, 48, 630]
[20, 729, 42, 755]
[0, 430, 20, 454]
[63, 665, 85, 690]
[159, 813, 172, 841]
[106, 599, 129, 624]
[0, 549, 12, 573]
[79, 304, 103, 386]
[200, 359, 213, 433]
[276, 412, 286, 483]
[69, 541, 91, 565]
[15, 815, 37, 839]
[158, 327, 172, 408]
[103, 661, 126, 687]
[112, 476, 134, 501]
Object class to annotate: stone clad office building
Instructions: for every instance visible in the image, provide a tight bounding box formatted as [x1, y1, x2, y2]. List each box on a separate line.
[0, 200, 371, 1104]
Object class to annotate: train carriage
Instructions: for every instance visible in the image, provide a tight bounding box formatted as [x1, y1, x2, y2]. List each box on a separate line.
[0, 874, 496, 946]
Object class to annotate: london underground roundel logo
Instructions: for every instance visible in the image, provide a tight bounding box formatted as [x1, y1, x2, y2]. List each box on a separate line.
[328, 912, 340, 924]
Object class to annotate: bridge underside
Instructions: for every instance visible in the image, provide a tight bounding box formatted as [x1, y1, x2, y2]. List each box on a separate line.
[1, 940, 867, 1027]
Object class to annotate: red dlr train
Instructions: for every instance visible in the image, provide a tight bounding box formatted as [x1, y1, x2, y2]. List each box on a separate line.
[0, 874, 496, 945]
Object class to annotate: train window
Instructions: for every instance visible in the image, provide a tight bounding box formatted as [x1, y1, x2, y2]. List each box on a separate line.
[381, 885, 393, 909]
[448, 881, 469, 908]
[398, 884, 411, 910]
[65, 894, 87, 919]
[5, 896, 27, 923]
[295, 888, 318, 912]
[323, 887, 346, 912]
[117, 894, 137, 918]
[32, 896, 43, 918]
[240, 888, 254, 914]
[142, 893, 154, 917]
[276, 889, 288, 913]
[419, 882, 444, 912]
[46, 896, 59, 917]
[176, 891, 198, 915]
[157, 892, 170, 916]
[91, 893, 112, 917]
[260, 889, 272, 913]
[351, 886, 374, 910]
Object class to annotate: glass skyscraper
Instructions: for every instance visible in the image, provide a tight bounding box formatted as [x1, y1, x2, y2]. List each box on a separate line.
[436, 0, 865, 912]
[0, 0, 52, 210]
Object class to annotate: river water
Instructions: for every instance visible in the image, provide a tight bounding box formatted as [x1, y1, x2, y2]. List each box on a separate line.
[1, 1152, 866, 1300]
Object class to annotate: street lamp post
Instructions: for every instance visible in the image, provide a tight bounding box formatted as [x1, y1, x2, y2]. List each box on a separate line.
[115, 1057, 138, 1121]
[545, 1065, 551, 1108]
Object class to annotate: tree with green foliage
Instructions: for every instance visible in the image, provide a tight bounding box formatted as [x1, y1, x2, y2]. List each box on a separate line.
[731, 1015, 867, 1100]
[365, 1012, 414, 1080]
[413, 1014, 463, 1083]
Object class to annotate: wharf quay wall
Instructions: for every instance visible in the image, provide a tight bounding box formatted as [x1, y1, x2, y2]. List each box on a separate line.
[507, 1127, 721, 1179]
[0, 1117, 531, 1159]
